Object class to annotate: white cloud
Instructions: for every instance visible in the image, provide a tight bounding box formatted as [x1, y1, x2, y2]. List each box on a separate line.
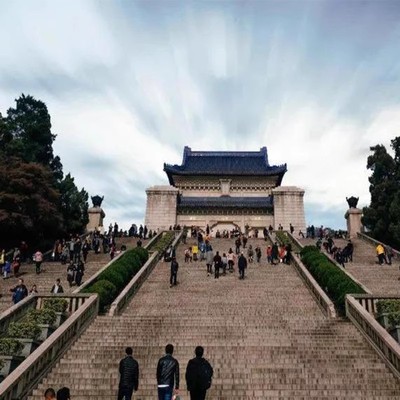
[1, 1, 400, 230]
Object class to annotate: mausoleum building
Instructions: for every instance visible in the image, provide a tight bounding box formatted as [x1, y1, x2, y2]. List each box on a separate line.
[145, 146, 306, 235]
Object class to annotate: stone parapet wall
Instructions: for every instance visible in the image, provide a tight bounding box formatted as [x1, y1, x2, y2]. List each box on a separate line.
[272, 186, 306, 233]
[145, 186, 178, 231]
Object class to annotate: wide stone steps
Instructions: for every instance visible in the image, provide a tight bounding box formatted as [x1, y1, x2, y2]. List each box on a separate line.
[28, 237, 400, 399]
[0, 237, 140, 314]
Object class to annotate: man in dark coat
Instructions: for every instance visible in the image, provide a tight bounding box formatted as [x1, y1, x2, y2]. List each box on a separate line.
[117, 347, 139, 400]
[170, 257, 179, 287]
[185, 346, 213, 400]
[238, 253, 247, 280]
[157, 343, 180, 400]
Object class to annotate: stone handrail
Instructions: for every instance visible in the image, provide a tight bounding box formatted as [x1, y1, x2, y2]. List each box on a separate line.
[0, 294, 90, 336]
[0, 294, 98, 400]
[357, 232, 400, 260]
[108, 230, 183, 316]
[0, 296, 37, 336]
[144, 231, 163, 251]
[291, 253, 337, 318]
[285, 231, 305, 253]
[346, 294, 400, 379]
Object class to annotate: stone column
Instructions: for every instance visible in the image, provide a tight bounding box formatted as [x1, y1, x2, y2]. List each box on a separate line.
[145, 185, 179, 231]
[86, 207, 105, 233]
[345, 208, 363, 238]
[272, 186, 306, 233]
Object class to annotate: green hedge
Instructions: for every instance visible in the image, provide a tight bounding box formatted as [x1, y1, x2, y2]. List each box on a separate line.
[300, 246, 365, 314]
[24, 309, 57, 326]
[43, 298, 69, 313]
[8, 321, 41, 340]
[275, 231, 301, 253]
[83, 247, 149, 312]
[0, 338, 24, 356]
[376, 299, 400, 315]
[146, 231, 175, 254]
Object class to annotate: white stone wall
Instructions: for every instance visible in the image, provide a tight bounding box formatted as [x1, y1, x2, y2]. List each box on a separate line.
[145, 186, 179, 231]
[272, 186, 306, 233]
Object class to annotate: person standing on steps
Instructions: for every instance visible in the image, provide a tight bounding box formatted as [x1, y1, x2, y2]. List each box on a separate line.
[34, 249, 43, 274]
[117, 347, 139, 400]
[170, 257, 179, 287]
[185, 346, 213, 400]
[10, 278, 28, 304]
[157, 343, 180, 400]
[213, 251, 221, 279]
[238, 252, 247, 280]
[50, 278, 64, 294]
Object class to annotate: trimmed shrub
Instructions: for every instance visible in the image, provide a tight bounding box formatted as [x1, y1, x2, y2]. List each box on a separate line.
[0, 338, 24, 356]
[8, 321, 41, 340]
[376, 300, 400, 315]
[134, 247, 149, 265]
[84, 280, 117, 312]
[24, 309, 57, 326]
[300, 245, 366, 314]
[388, 311, 400, 328]
[147, 232, 175, 254]
[43, 298, 68, 313]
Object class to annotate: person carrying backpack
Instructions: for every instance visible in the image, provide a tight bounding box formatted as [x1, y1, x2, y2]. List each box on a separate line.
[185, 346, 213, 400]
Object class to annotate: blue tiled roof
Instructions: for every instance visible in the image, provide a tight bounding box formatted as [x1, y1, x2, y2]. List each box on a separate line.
[164, 146, 287, 185]
[178, 196, 273, 209]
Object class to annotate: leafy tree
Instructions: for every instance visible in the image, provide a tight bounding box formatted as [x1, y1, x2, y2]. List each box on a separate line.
[59, 173, 89, 234]
[0, 156, 63, 247]
[0, 94, 91, 248]
[4, 94, 63, 181]
[363, 140, 400, 248]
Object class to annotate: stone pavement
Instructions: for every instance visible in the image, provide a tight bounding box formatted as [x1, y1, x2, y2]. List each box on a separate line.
[29, 237, 400, 399]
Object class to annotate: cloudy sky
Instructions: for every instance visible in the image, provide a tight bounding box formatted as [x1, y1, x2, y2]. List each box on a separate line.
[1, 0, 400, 229]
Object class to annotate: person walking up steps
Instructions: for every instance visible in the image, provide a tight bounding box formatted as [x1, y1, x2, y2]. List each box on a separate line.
[157, 344, 180, 400]
[185, 346, 213, 400]
[170, 257, 179, 287]
[238, 252, 247, 280]
[117, 347, 139, 400]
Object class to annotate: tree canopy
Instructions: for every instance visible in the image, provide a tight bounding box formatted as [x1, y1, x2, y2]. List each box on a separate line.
[0, 94, 89, 249]
[362, 138, 400, 248]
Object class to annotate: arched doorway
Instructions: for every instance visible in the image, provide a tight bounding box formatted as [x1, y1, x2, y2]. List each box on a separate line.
[209, 222, 241, 238]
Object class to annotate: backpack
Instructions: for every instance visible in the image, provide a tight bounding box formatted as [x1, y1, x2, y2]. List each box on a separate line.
[200, 360, 212, 390]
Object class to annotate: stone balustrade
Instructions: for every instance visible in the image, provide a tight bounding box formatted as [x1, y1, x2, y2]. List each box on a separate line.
[346, 294, 400, 379]
[291, 253, 337, 318]
[108, 231, 183, 316]
[0, 294, 98, 400]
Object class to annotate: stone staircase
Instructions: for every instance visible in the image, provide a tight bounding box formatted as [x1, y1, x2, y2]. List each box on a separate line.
[0, 237, 141, 314]
[28, 237, 400, 399]
[299, 236, 400, 295]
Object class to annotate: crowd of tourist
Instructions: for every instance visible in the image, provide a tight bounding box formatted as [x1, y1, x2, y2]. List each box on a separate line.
[0, 220, 149, 306]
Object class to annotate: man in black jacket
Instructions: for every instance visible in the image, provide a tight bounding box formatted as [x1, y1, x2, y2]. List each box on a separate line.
[118, 347, 139, 400]
[185, 346, 213, 400]
[238, 253, 247, 280]
[157, 343, 179, 400]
